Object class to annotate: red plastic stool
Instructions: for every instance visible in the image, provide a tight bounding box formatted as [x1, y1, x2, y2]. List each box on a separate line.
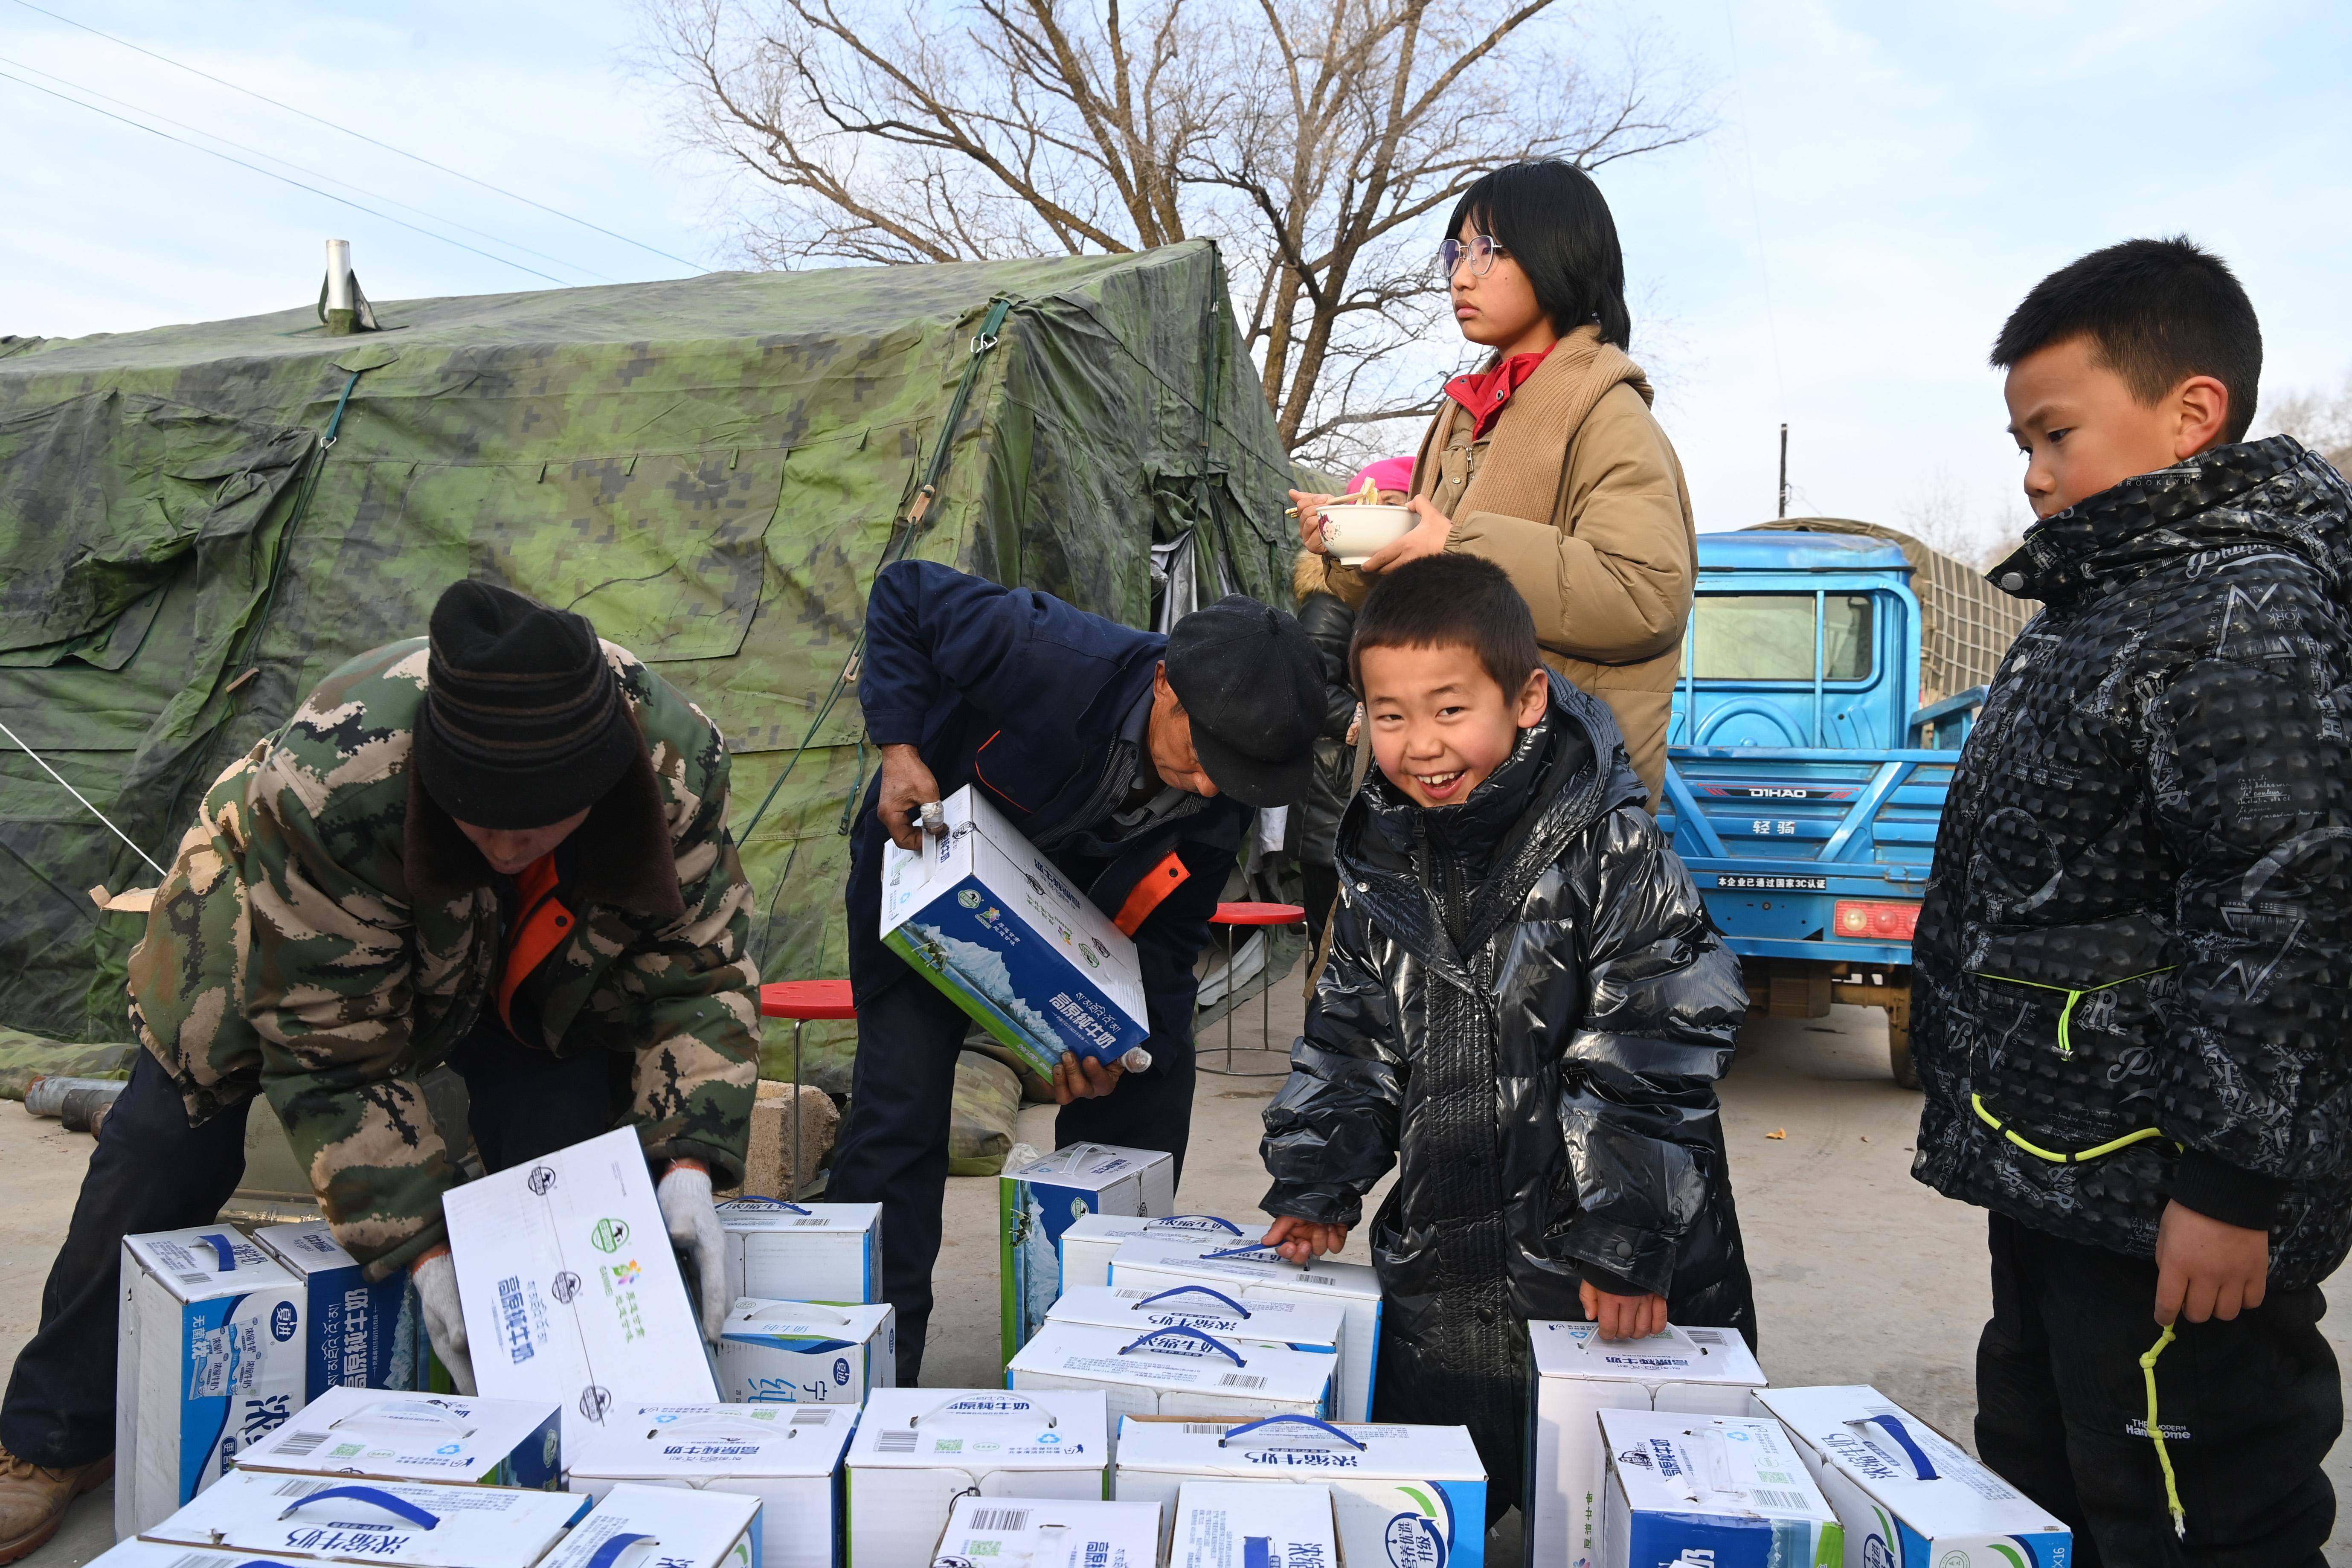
[1203, 902, 1306, 1077]
[759, 980, 856, 1196]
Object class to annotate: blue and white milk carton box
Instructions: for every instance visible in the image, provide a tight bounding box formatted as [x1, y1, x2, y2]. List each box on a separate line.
[1597, 1409, 1842, 1568]
[932, 1495, 1161, 1568]
[1109, 1239, 1381, 1423]
[232, 1387, 562, 1489]
[1115, 1414, 1487, 1568]
[1057, 1214, 1251, 1295]
[719, 1299, 897, 1407]
[843, 1389, 1111, 1568]
[137, 1469, 586, 1568]
[1753, 1387, 2071, 1567]
[880, 785, 1150, 1078]
[1008, 1321, 1333, 1422]
[1046, 1284, 1344, 1367]
[1527, 1319, 1767, 1568]
[717, 1199, 884, 1305]
[1000, 1142, 1176, 1363]
[116, 1226, 308, 1536]
[255, 1221, 418, 1400]
[1170, 1481, 1339, 1568]
[567, 1404, 858, 1568]
[542, 1481, 763, 1568]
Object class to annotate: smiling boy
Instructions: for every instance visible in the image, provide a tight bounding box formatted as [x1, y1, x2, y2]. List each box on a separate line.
[1912, 238, 2352, 1565]
[1255, 553, 1754, 1520]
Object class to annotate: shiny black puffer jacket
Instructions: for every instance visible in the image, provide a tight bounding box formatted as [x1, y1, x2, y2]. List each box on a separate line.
[1260, 678, 1754, 1493]
[1912, 437, 2352, 1290]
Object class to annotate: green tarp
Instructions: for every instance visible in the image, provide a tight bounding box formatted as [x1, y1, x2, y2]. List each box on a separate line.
[0, 242, 1296, 1089]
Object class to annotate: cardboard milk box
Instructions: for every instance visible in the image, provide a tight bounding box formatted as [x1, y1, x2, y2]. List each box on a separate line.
[1597, 1409, 1841, 1568]
[233, 1387, 561, 1488]
[1754, 1386, 2072, 1567]
[1046, 1284, 1343, 1365]
[138, 1470, 587, 1568]
[931, 1495, 1161, 1568]
[255, 1221, 420, 1400]
[719, 1299, 896, 1408]
[844, 1390, 1110, 1568]
[116, 1226, 308, 1536]
[1057, 1214, 1250, 1295]
[568, 1404, 859, 1568]
[1108, 1239, 1380, 1423]
[1008, 1321, 1333, 1422]
[1000, 1142, 1176, 1363]
[880, 785, 1149, 1078]
[1116, 1414, 1487, 1568]
[443, 1127, 719, 1452]
[1169, 1481, 1338, 1568]
[1527, 1319, 1766, 1568]
[543, 1481, 764, 1568]
[717, 1199, 885, 1305]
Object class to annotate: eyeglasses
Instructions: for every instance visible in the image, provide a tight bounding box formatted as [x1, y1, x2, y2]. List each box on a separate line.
[1436, 234, 1507, 280]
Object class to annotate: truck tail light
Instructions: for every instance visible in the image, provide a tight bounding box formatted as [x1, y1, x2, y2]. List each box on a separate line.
[1835, 899, 1920, 941]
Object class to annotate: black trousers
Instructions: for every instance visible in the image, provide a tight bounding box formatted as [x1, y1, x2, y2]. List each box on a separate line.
[826, 975, 1197, 1383]
[1976, 1211, 2338, 1568]
[0, 1028, 623, 1468]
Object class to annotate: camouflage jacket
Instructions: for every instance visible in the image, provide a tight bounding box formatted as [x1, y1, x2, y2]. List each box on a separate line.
[129, 638, 760, 1277]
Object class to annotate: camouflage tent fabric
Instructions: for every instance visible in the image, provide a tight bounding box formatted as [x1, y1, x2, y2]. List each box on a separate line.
[0, 241, 1293, 1089]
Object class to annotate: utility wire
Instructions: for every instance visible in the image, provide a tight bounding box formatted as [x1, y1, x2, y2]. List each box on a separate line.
[0, 716, 168, 880]
[10, 0, 708, 274]
[0, 52, 612, 284]
[0, 67, 570, 285]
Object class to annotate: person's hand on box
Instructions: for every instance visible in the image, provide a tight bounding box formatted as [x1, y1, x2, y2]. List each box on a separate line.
[658, 1159, 730, 1344]
[2154, 1199, 2270, 1325]
[876, 743, 944, 852]
[1263, 1215, 1348, 1264]
[1580, 1281, 1668, 1341]
[1051, 1053, 1124, 1103]
[410, 1247, 477, 1395]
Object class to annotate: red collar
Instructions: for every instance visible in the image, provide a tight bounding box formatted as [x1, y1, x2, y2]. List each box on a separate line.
[1443, 343, 1555, 438]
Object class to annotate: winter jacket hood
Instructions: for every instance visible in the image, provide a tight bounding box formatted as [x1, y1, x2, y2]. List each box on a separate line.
[1912, 436, 2352, 1289]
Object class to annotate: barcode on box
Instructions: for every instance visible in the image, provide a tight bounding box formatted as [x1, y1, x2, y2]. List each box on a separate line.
[1685, 1329, 1727, 1346]
[1302, 1275, 1337, 1286]
[877, 1431, 917, 1452]
[1218, 1374, 1267, 1389]
[1751, 1489, 1811, 1512]
[176, 1273, 211, 1288]
[1113, 1289, 1147, 1300]
[792, 1408, 834, 1425]
[272, 1431, 330, 1457]
[170, 1553, 238, 1568]
[791, 1218, 829, 1228]
[1184, 1423, 1231, 1434]
[969, 1509, 1031, 1533]
[272, 1478, 327, 1498]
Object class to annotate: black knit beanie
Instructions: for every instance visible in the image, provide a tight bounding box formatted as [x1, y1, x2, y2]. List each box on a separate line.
[413, 581, 639, 830]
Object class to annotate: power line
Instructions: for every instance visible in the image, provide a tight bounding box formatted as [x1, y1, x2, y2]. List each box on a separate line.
[10, 0, 708, 274]
[0, 67, 571, 285]
[0, 51, 612, 284]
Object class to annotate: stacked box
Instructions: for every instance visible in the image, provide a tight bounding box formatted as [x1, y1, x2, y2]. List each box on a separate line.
[1056, 1214, 1250, 1295]
[255, 1221, 418, 1400]
[1596, 1409, 1841, 1568]
[1009, 1321, 1331, 1422]
[1169, 1481, 1338, 1568]
[717, 1199, 884, 1305]
[136, 1469, 586, 1567]
[931, 1495, 1161, 1568]
[566, 1403, 859, 1568]
[718, 1300, 897, 1407]
[1114, 1414, 1487, 1568]
[233, 1387, 561, 1488]
[844, 1389, 1110, 1568]
[1046, 1284, 1343, 1362]
[1753, 1386, 2071, 1566]
[1108, 1239, 1379, 1423]
[541, 1481, 763, 1568]
[1000, 1143, 1176, 1363]
[116, 1227, 307, 1536]
[1527, 1319, 1766, 1568]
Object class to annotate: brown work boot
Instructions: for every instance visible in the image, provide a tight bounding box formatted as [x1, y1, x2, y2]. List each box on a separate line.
[0, 1447, 110, 1564]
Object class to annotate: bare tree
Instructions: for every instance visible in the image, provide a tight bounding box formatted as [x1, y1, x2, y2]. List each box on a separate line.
[2262, 373, 2352, 472]
[638, 0, 1702, 462]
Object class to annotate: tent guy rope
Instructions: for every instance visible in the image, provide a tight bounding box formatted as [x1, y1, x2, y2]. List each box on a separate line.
[0, 715, 168, 880]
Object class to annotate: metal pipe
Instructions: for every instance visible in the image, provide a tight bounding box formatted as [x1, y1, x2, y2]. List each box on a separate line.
[1812, 589, 1827, 746]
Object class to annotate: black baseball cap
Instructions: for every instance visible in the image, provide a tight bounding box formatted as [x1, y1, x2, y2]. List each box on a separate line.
[1164, 595, 1321, 808]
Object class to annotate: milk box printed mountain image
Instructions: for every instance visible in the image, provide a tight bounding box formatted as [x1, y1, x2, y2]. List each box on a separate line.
[254, 1221, 418, 1401]
[880, 786, 1149, 1079]
[999, 1142, 1176, 1363]
[1596, 1410, 1841, 1568]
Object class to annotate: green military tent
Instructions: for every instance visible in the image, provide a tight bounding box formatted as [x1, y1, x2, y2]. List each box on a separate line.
[0, 240, 1297, 1089]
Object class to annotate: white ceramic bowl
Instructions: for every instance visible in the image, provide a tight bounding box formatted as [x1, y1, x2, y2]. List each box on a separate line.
[1317, 502, 1415, 565]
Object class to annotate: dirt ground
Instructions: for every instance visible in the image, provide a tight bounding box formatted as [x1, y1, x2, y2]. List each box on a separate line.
[9, 982, 2347, 1562]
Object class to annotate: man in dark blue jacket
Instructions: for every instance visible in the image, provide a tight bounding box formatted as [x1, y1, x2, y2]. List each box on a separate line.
[833, 560, 1324, 1379]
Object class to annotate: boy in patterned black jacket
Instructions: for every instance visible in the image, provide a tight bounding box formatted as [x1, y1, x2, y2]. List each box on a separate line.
[1912, 238, 2352, 1566]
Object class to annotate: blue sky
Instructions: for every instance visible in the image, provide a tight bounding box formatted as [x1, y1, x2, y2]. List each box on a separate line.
[4, 0, 2348, 561]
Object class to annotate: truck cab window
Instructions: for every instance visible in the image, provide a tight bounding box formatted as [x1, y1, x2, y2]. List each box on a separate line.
[1690, 594, 1874, 682]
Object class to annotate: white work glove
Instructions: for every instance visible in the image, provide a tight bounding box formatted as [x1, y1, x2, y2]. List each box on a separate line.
[411, 1249, 477, 1396]
[658, 1160, 729, 1345]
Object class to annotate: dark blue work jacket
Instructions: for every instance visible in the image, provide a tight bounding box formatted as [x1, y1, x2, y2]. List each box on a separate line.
[845, 562, 1247, 1064]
